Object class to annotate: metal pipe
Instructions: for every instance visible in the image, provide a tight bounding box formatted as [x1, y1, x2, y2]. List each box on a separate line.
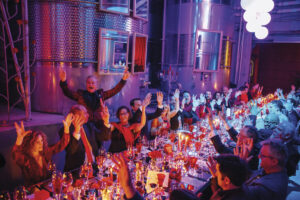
[161, 0, 167, 69]
[234, 9, 243, 86]
[176, 0, 181, 66]
[276, 8, 300, 13]
[277, 1, 300, 6]
[0, 1, 26, 106]
[1, 20, 10, 121]
[237, 20, 245, 85]
[22, 0, 31, 120]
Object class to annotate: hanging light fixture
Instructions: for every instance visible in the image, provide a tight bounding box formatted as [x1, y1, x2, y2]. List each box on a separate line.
[255, 26, 269, 39]
[241, 0, 274, 39]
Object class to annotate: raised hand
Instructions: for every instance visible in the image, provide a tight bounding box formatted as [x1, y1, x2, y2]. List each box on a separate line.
[100, 105, 110, 126]
[63, 113, 74, 134]
[15, 121, 32, 145]
[174, 89, 180, 99]
[59, 68, 66, 82]
[234, 139, 253, 162]
[156, 91, 164, 107]
[142, 93, 152, 107]
[122, 67, 131, 81]
[112, 153, 136, 199]
[206, 156, 217, 177]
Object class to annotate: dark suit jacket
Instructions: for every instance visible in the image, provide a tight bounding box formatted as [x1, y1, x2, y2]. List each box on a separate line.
[59, 122, 110, 172]
[130, 107, 163, 140]
[246, 170, 288, 200]
[210, 127, 260, 170]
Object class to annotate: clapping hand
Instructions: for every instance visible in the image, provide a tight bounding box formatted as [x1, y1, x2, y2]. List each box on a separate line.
[15, 121, 32, 145]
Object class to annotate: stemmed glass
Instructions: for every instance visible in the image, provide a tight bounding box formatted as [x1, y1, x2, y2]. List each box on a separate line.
[0, 191, 11, 200]
[62, 172, 73, 197]
[127, 144, 135, 170]
[52, 171, 63, 200]
[13, 186, 26, 200]
[79, 163, 91, 191]
[96, 155, 106, 179]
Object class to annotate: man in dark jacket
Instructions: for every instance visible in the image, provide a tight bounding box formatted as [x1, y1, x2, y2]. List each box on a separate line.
[59, 68, 130, 122]
[129, 92, 164, 140]
[207, 154, 251, 200]
[246, 139, 289, 200]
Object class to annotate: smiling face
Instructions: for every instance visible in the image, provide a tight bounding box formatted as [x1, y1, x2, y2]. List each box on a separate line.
[119, 108, 130, 124]
[86, 76, 97, 93]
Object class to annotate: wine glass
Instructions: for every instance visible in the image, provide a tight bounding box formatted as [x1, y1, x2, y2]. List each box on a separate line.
[52, 171, 63, 200]
[13, 186, 26, 200]
[47, 162, 56, 176]
[0, 191, 11, 200]
[127, 144, 135, 170]
[62, 172, 73, 196]
[96, 155, 106, 179]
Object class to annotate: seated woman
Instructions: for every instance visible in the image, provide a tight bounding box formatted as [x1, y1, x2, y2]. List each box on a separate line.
[151, 104, 172, 137]
[169, 89, 181, 130]
[12, 116, 72, 186]
[109, 96, 150, 153]
[181, 91, 199, 125]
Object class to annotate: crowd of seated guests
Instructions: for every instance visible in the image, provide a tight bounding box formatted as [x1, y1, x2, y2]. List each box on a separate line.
[8, 71, 300, 200]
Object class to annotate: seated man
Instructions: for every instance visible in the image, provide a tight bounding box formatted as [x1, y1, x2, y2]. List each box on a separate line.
[130, 92, 164, 140]
[210, 112, 260, 170]
[207, 154, 250, 200]
[246, 139, 289, 200]
[59, 68, 130, 122]
[271, 121, 300, 176]
[60, 104, 111, 173]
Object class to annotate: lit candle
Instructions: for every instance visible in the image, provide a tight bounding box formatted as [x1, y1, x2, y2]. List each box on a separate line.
[184, 136, 189, 152]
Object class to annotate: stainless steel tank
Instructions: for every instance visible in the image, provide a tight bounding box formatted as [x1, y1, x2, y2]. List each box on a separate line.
[29, 0, 147, 114]
[162, 0, 235, 93]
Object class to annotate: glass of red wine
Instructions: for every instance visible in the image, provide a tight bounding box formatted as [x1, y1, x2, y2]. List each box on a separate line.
[52, 171, 63, 200]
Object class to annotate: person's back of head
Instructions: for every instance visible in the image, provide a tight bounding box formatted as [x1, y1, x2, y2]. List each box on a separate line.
[215, 154, 248, 188]
[272, 121, 296, 143]
[245, 125, 259, 144]
[264, 113, 279, 130]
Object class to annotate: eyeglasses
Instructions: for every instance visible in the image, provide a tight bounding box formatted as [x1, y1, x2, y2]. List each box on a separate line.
[259, 153, 275, 159]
